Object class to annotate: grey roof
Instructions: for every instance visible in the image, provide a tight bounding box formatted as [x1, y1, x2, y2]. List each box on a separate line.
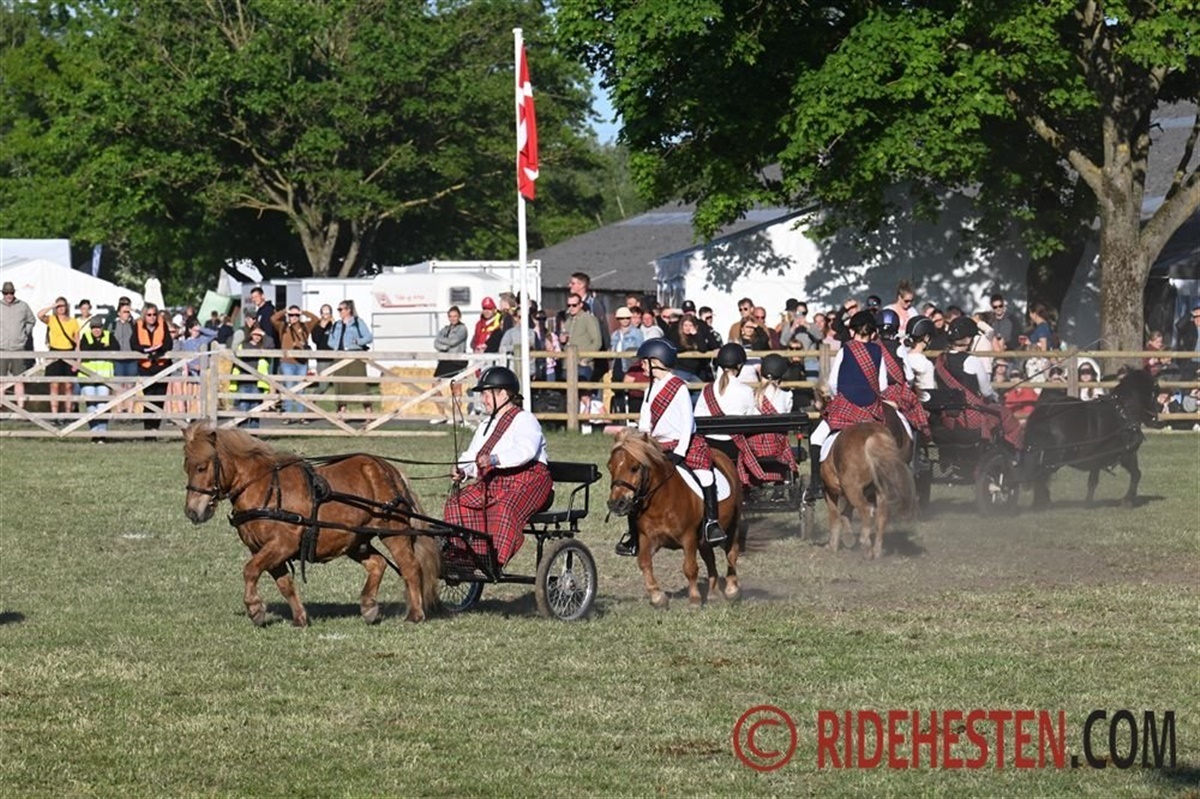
[532, 203, 795, 293]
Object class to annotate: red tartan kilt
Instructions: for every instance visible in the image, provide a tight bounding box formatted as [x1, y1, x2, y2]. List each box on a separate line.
[735, 432, 797, 485]
[823, 394, 885, 430]
[882, 384, 930, 433]
[443, 462, 552, 565]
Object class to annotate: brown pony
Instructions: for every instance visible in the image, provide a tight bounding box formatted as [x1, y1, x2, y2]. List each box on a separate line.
[606, 429, 745, 609]
[182, 421, 440, 627]
[821, 419, 918, 559]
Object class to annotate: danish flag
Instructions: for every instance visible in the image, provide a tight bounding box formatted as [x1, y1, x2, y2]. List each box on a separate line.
[517, 46, 539, 201]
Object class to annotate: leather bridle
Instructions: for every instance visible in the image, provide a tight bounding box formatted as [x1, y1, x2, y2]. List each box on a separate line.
[186, 448, 230, 513]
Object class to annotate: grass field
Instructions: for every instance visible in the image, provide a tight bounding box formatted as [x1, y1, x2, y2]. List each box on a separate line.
[1, 430, 1197, 797]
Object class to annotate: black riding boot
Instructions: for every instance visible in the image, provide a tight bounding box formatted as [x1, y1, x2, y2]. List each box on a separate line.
[701, 482, 726, 546]
[803, 442, 824, 503]
[614, 516, 639, 557]
[910, 429, 923, 472]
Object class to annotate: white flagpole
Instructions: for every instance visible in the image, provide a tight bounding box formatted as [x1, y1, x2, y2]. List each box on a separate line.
[515, 28, 532, 402]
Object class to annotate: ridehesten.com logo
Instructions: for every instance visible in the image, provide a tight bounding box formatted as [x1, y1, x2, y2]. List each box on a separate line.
[732, 706, 1179, 771]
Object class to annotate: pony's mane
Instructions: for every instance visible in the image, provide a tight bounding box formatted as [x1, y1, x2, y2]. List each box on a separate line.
[612, 428, 670, 470]
[1113, 368, 1153, 398]
[184, 421, 298, 469]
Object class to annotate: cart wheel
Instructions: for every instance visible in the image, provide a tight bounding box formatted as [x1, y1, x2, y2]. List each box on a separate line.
[976, 452, 1019, 516]
[438, 579, 483, 613]
[798, 495, 815, 541]
[535, 538, 597, 621]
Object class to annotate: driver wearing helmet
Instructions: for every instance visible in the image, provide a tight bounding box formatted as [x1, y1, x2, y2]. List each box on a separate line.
[933, 317, 1024, 451]
[904, 316, 938, 400]
[695, 342, 758, 463]
[444, 366, 551, 566]
[732, 353, 800, 486]
[805, 311, 890, 502]
[877, 308, 931, 444]
[614, 338, 727, 556]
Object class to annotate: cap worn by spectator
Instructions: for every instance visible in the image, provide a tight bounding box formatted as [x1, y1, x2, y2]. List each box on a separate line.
[90, 316, 106, 329]
[785, 298, 800, 312]
[615, 307, 632, 319]
[866, 295, 882, 309]
[481, 297, 496, 310]
[1, 281, 15, 294]
[681, 300, 696, 313]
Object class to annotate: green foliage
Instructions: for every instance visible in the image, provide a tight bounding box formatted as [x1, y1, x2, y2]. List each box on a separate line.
[0, 0, 622, 292]
[559, 0, 1200, 348]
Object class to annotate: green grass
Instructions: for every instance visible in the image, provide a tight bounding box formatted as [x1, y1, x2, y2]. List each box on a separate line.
[1, 432, 1197, 797]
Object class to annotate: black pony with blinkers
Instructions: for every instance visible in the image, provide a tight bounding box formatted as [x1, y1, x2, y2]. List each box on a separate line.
[1021, 368, 1158, 508]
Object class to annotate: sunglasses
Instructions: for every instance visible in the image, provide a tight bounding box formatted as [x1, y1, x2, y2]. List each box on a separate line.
[145, 312, 158, 317]
[56, 305, 67, 310]
[993, 303, 1005, 309]
[739, 305, 752, 312]
[567, 302, 581, 308]
[846, 304, 859, 311]
[288, 313, 300, 317]
[337, 306, 348, 311]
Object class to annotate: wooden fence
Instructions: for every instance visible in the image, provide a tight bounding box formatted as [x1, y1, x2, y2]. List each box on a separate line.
[0, 345, 1196, 438]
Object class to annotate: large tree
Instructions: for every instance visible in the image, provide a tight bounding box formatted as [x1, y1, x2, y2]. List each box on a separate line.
[559, 0, 1200, 350]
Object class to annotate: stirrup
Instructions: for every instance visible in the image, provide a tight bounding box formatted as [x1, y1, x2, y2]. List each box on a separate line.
[614, 534, 638, 557]
[702, 520, 727, 546]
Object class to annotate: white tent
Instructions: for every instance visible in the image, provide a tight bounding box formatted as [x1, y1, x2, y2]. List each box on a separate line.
[0, 258, 144, 351]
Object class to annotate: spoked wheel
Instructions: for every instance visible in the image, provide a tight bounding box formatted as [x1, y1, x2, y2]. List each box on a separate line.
[798, 491, 815, 541]
[535, 539, 597, 621]
[437, 579, 483, 614]
[976, 452, 1019, 516]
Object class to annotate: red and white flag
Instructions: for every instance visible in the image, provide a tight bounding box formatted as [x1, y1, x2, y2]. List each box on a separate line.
[517, 45, 539, 201]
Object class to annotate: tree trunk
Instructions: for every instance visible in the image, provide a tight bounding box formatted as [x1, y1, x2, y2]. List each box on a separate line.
[1097, 203, 1149, 368]
[295, 214, 340, 278]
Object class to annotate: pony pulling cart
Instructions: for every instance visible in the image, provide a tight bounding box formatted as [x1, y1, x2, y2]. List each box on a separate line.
[182, 421, 601, 625]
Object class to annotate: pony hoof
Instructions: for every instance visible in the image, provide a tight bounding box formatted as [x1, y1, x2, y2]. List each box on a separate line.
[649, 592, 669, 609]
[248, 608, 267, 627]
[361, 605, 380, 625]
[724, 584, 741, 602]
[404, 611, 425, 624]
[292, 615, 309, 628]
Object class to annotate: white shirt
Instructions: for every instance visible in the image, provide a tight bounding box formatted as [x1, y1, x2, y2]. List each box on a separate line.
[957, 352, 997, 401]
[639, 374, 695, 460]
[906, 350, 936, 399]
[694, 374, 758, 440]
[757, 383, 793, 414]
[970, 332, 994, 375]
[457, 406, 548, 479]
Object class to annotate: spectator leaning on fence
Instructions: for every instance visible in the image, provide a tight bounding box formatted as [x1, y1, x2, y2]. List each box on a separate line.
[561, 293, 602, 381]
[231, 326, 270, 428]
[133, 302, 173, 431]
[329, 299, 374, 415]
[271, 305, 319, 419]
[77, 315, 118, 439]
[0, 280, 35, 409]
[38, 297, 80, 418]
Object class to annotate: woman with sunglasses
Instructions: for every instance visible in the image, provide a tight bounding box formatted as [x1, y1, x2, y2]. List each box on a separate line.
[37, 297, 80, 419]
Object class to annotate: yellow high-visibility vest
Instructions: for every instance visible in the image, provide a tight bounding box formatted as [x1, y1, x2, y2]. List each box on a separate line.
[80, 330, 115, 378]
[230, 349, 270, 391]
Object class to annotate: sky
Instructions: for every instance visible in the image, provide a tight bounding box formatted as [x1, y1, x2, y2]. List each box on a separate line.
[591, 76, 621, 144]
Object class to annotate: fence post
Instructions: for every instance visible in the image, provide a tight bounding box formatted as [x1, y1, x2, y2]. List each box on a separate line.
[818, 342, 832, 388]
[565, 345, 580, 433]
[1066, 353, 1079, 398]
[207, 349, 225, 422]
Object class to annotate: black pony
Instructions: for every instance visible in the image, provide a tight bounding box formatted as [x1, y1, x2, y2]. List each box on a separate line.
[1022, 369, 1158, 508]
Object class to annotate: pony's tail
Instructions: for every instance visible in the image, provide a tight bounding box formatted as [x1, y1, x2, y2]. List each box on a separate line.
[414, 535, 442, 611]
[864, 433, 918, 522]
[393, 467, 442, 611]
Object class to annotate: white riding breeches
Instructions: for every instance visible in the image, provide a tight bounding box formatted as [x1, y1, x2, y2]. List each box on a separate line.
[693, 468, 714, 487]
[809, 420, 831, 447]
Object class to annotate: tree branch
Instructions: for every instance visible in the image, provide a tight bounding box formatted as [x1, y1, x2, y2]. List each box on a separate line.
[1164, 111, 1200, 205]
[1141, 165, 1200, 265]
[1004, 87, 1103, 195]
[377, 177, 491, 221]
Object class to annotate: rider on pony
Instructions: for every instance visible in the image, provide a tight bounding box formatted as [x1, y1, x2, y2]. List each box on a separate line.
[933, 317, 1024, 453]
[614, 338, 727, 557]
[904, 316, 938, 401]
[742, 353, 800, 483]
[444, 366, 552, 566]
[805, 310, 890, 502]
[695, 342, 758, 464]
[876, 308, 931, 458]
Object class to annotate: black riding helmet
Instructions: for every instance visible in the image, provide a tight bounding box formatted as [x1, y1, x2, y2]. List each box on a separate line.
[877, 308, 901, 337]
[760, 353, 788, 380]
[906, 316, 937, 342]
[947, 316, 979, 342]
[637, 337, 678, 367]
[847, 310, 877, 336]
[470, 365, 520, 394]
[715, 342, 747, 370]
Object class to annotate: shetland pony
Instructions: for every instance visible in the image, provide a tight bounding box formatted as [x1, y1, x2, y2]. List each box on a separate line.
[183, 421, 440, 627]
